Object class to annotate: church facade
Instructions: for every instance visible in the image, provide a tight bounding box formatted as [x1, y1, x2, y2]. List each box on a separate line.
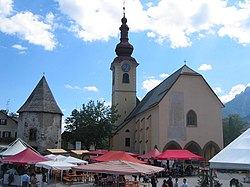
[17, 76, 63, 153]
[111, 13, 224, 161]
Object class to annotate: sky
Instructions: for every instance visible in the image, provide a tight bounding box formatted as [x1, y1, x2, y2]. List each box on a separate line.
[1, 0, 250, 125]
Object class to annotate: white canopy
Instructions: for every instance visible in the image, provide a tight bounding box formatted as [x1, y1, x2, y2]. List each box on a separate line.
[36, 160, 77, 170]
[63, 156, 88, 165]
[209, 128, 250, 170]
[45, 154, 88, 165]
[0, 138, 33, 157]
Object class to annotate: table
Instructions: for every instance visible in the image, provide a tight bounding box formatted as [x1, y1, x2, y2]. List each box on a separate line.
[63, 174, 94, 184]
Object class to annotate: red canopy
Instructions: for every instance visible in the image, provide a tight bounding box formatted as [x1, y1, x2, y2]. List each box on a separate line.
[84, 149, 108, 156]
[0, 148, 50, 164]
[127, 152, 139, 157]
[91, 151, 148, 164]
[138, 148, 162, 159]
[154, 150, 204, 160]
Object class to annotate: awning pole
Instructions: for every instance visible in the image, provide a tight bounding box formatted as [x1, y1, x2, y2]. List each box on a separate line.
[209, 168, 213, 187]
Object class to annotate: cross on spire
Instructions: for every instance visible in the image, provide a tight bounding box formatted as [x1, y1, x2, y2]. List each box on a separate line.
[123, 0, 125, 17]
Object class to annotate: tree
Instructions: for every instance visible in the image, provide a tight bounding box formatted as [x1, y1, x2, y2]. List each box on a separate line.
[223, 114, 243, 147]
[64, 100, 120, 150]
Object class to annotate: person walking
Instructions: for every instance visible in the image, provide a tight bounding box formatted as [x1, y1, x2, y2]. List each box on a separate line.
[167, 176, 174, 187]
[162, 179, 169, 187]
[30, 173, 37, 187]
[174, 178, 179, 187]
[181, 178, 188, 187]
[21, 172, 30, 187]
[150, 174, 158, 187]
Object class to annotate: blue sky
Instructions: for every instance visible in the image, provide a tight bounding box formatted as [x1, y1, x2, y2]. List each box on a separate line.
[1, 0, 250, 124]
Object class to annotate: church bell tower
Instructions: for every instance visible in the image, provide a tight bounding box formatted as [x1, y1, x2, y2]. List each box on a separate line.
[111, 8, 138, 126]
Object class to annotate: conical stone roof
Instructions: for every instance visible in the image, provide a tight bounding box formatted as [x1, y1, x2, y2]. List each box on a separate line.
[18, 76, 63, 115]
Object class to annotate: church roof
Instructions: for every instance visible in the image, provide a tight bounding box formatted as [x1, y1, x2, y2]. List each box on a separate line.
[122, 65, 222, 125]
[17, 76, 63, 115]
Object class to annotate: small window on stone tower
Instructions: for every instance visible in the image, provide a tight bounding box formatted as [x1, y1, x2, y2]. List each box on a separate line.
[29, 128, 37, 141]
[186, 110, 197, 126]
[122, 73, 129, 83]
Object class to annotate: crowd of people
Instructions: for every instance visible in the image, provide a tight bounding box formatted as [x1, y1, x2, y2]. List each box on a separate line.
[1, 164, 47, 186]
[149, 174, 189, 187]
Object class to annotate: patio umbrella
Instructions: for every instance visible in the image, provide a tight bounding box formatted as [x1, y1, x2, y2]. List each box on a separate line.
[73, 160, 164, 175]
[91, 151, 148, 164]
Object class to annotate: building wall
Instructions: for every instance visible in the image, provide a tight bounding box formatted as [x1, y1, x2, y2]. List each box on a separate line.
[17, 112, 62, 152]
[112, 74, 223, 159]
[158, 75, 223, 151]
[0, 112, 17, 142]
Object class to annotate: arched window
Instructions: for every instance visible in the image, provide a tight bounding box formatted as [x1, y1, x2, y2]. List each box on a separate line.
[122, 73, 129, 83]
[186, 110, 197, 126]
[29, 128, 37, 141]
[125, 129, 130, 133]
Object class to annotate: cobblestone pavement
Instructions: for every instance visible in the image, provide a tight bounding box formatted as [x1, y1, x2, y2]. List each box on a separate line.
[3, 173, 249, 187]
[39, 173, 250, 187]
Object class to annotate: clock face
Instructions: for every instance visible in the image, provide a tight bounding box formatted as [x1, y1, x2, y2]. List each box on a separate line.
[121, 61, 131, 72]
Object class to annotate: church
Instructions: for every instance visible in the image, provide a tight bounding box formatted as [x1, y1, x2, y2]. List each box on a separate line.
[110, 11, 224, 161]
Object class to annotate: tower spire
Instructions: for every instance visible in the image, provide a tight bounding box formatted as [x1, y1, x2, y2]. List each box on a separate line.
[115, 3, 134, 57]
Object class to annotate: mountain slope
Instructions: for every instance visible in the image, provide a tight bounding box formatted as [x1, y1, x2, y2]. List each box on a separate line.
[222, 86, 250, 118]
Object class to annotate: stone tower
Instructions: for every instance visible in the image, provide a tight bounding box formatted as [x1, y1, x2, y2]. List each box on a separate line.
[17, 76, 63, 153]
[111, 9, 139, 126]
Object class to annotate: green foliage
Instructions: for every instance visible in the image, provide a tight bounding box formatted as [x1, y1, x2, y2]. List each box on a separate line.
[64, 100, 120, 150]
[223, 114, 243, 147]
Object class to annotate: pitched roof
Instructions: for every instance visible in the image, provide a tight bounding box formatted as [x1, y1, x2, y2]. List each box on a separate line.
[126, 65, 200, 120]
[17, 76, 63, 115]
[116, 65, 223, 131]
[0, 110, 18, 123]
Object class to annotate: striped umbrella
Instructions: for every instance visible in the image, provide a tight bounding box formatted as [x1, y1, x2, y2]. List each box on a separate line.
[73, 160, 164, 175]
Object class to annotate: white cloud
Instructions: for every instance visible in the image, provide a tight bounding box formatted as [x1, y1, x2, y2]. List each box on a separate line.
[142, 78, 161, 92]
[219, 84, 246, 103]
[56, 0, 250, 48]
[0, 0, 56, 50]
[160, 73, 169, 78]
[104, 101, 112, 107]
[213, 87, 222, 94]
[65, 84, 98, 92]
[65, 84, 81, 90]
[217, 1, 250, 45]
[12, 44, 27, 50]
[198, 64, 212, 71]
[0, 0, 13, 17]
[84, 86, 98, 92]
